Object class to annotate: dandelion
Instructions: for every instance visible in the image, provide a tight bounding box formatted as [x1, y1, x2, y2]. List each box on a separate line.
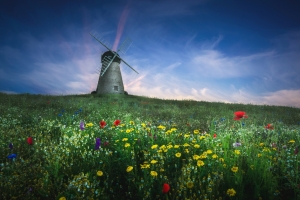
[234, 150, 241, 155]
[187, 182, 194, 188]
[175, 153, 181, 158]
[197, 160, 205, 167]
[259, 143, 264, 147]
[114, 119, 121, 126]
[219, 158, 224, 162]
[162, 183, 170, 194]
[256, 154, 261, 158]
[124, 143, 130, 148]
[231, 166, 238, 173]
[194, 130, 199, 134]
[140, 164, 150, 169]
[200, 136, 206, 140]
[227, 188, 236, 197]
[86, 122, 93, 127]
[193, 155, 200, 160]
[126, 166, 133, 172]
[194, 144, 200, 148]
[150, 171, 158, 177]
[212, 154, 218, 159]
[122, 138, 128, 142]
[150, 160, 158, 164]
[206, 150, 213, 154]
[97, 171, 103, 176]
[183, 143, 190, 147]
[174, 145, 180, 148]
[151, 144, 158, 149]
[233, 111, 248, 120]
[59, 197, 66, 200]
[289, 140, 295, 144]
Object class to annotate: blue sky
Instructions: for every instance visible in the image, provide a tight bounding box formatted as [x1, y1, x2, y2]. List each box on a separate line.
[1, 0, 300, 108]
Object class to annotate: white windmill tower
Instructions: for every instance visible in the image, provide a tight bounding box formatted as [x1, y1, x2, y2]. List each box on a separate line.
[90, 30, 139, 95]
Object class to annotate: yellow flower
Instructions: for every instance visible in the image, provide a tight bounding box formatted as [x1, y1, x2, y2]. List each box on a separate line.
[234, 150, 241, 155]
[227, 188, 236, 197]
[171, 128, 177, 132]
[122, 138, 128, 141]
[194, 144, 200, 148]
[97, 171, 103, 176]
[212, 154, 218, 159]
[184, 134, 190, 138]
[199, 136, 206, 140]
[151, 144, 158, 149]
[185, 149, 189, 153]
[175, 153, 181, 158]
[126, 129, 131, 133]
[150, 160, 158, 164]
[206, 150, 213, 154]
[167, 144, 173, 149]
[86, 122, 93, 127]
[257, 153, 262, 157]
[187, 182, 194, 188]
[158, 125, 166, 130]
[141, 123, 146, 128]
[231, 166, 238, 173]
[150, 171, 158, 177]
[250, 165, 254, 170]
[289, 140, 295, 143]
[126, 166, 133, 172]
[219, 158, 224, 162]
[183, 143, 190, 147]
[197, 160, 205, 167]
[59, 197, 66, 200]
[130, 121, 135, 125]
[140, 164, 150, 169]
[259, 143, 264, 147]
[193, 155, 200, 160]
[125, 143, 130, 148]
[194, 130, 199, 134]
[174, 145, 180, 148]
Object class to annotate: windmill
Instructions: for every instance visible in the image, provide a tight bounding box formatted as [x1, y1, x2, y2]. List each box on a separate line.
[89, 30, 139, 95]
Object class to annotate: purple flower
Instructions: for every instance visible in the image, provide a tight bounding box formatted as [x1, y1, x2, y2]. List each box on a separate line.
[9, 143, 13, 149]
[95, 138, 101, 150]
[80, 121, 85, 130]
[7, 154, 17, 159]
[233, 142, 241, 148]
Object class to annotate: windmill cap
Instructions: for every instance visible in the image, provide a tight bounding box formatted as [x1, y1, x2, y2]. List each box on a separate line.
[101, 51, 121, 63]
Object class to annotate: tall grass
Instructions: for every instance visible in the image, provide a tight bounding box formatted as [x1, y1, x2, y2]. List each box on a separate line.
[0, 92, 300, 199]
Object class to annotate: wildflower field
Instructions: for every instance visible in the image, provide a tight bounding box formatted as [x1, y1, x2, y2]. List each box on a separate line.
[1, 92, 300, 200]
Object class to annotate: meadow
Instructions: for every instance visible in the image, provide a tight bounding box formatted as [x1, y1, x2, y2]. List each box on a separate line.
[1, 92, 300, 200]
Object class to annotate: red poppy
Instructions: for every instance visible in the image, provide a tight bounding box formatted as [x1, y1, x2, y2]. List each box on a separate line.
[265, 124, 274, 130]
[234, 111, 248, 120]
[27, 137, 33, 145]
[213, 133, 217, 138]
[162, 183, 170, 194]
[114, 119, 121, 126]
[99, 120, 106, 128]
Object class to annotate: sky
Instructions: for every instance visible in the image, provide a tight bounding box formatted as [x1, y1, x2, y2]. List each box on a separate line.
[1, 0, 300, 108]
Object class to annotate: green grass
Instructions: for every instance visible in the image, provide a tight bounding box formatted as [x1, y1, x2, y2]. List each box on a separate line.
[0, 92, 300, 200]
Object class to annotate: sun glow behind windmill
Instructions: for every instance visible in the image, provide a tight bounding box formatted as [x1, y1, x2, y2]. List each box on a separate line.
[90, 30, 139, 94]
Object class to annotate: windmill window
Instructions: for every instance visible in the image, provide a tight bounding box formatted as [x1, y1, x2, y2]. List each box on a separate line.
[114, 86, 118, 91]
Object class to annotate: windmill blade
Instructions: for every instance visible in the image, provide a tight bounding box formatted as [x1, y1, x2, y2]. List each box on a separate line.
[119, 58, 139, 74]
[117, 37, 132, 55]
[89, 31, 112, 52]
[100, 55, 115, 77]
